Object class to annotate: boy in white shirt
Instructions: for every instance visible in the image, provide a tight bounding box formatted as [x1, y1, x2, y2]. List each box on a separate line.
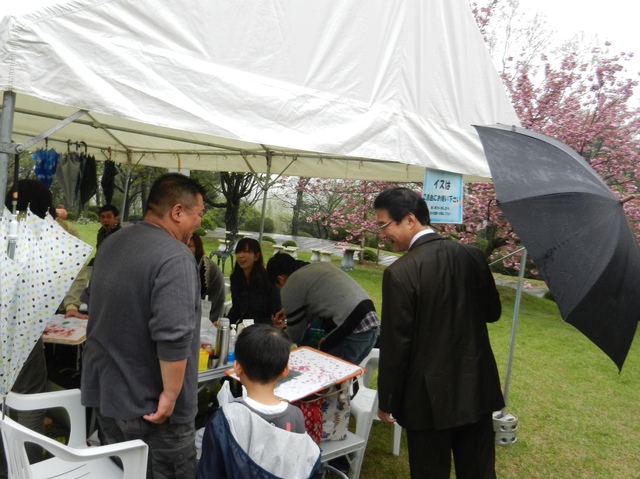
[197, 324, 320, 478]
[233, 323, 305, 432]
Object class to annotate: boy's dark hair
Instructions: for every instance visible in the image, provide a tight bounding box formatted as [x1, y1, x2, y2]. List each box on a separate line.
[266, 253, 309, 285]
[235, 324, 292, 384]
[99, 204, 119, 217]
[373, 187, 431, 226]
[4, 179, 54, 219]
[145, 173, 205, 216]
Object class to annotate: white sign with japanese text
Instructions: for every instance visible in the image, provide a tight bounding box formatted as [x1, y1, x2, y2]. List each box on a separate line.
[422, 168, 463, 224]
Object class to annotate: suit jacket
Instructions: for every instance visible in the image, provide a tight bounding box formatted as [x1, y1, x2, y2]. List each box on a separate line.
[378, 232, 505, 430]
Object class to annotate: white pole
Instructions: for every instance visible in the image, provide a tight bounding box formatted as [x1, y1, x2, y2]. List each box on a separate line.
[501, 248, 528, 415]
[258, 154, 272, 243]
[0, 91, 17, 200]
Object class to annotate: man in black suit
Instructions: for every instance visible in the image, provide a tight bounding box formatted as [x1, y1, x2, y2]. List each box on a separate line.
[373, 187, 504, 479]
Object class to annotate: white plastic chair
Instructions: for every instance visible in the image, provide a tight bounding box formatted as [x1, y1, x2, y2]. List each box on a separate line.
[357, 348, 402, 456]
[320, 349, 390, 479]
[0, 389, 148, 478]
[320, 370, 378, 479]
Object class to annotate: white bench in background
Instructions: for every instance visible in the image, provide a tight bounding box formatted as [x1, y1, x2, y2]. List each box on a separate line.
[340, 246, 363, 271]
[310, 248, 322, 263]
[319, 250, 333, 263]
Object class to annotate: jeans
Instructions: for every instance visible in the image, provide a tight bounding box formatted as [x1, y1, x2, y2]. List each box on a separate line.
[96, 409, 196, 479]
[322, 328, 378, 364]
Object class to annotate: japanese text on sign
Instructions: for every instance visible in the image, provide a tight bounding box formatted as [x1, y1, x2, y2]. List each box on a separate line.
[422, 169, 463, 224]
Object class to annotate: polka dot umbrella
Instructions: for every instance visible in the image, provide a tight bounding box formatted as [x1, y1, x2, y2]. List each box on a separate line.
[0, 208, 92, 397]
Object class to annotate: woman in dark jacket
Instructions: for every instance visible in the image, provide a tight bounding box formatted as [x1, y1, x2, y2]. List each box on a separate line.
[227, 238, 281, 325]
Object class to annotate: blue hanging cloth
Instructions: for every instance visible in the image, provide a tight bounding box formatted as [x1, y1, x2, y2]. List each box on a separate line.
[32, 148, 60, 188]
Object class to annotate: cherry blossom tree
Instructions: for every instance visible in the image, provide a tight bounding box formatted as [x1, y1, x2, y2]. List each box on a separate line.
[275, 177, 348, 238]
[454, 1, 640, 271]
[304, 180, 401, 247]
[276, 177, 419, 248]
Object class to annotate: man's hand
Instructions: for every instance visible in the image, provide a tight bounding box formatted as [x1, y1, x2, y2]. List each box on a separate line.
[143, 391, 177, 424]
[65, 309, 88, 319]
[378, 408, 397, 424]
[143, 358, 187, 424]
[271, 309, 287, 329]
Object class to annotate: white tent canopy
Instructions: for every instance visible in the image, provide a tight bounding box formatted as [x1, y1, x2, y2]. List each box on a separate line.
[0, 0, 519, 195]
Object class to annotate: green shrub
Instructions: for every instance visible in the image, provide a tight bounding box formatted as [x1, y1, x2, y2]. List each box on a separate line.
[363, 248, 378, 262]
[86, 211, 99, 222]
[242, 217, 275, 233]
[295, 231, 313, 238]
[194, 227, 207, 236]
[75, 215, 93, 225]
[282, 240, 297, 247]
[66, 211, 77, 221]
[365, 235, 382, 248]
[328, 228, 348, 242]
[262, 236, 276, 244]
[364, 234, 394, 251]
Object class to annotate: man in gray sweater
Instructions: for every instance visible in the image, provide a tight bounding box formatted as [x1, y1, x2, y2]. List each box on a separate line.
[81, 173, 205, 479]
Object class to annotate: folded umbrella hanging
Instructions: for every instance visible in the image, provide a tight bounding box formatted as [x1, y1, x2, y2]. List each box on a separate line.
[55, 152, 81, 210]
[79, 154, 98, 208]
[100, 159, 118, 205]
[475, 124, 640, 371]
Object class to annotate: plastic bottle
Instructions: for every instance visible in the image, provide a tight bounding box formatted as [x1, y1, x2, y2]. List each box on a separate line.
[242, 319, 255, 329]
[201, 299, 212, 321]
[227, 325, 236, 363]
[216, 317, 230, 367]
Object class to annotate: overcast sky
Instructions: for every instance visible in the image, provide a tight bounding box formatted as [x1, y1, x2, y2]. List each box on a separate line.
[517, 0, 639, 78]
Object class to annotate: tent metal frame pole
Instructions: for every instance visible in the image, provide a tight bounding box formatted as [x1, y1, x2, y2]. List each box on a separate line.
[501, 247, 527, 415]
[16, 110, 88, 153]
[121, 152, 133, 220]
[14, 107, 407, 166]
[14, 107, 248, 153]
[242, 147, 297, 243]
[1, 92, 88, 198]
[258, 152, 272, 243]
[86, 112, 130, 151]
[0, 91, 17, 199]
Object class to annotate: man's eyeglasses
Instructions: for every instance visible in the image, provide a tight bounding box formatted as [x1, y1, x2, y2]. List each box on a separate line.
[377, 220, 394, 233]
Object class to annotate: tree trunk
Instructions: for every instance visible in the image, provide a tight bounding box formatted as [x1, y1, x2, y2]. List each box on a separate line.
[291, 180, 307, 236]
[220, 172, 258, 236]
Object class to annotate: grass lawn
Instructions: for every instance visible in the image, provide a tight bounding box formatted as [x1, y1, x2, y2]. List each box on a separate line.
[71, 222, 640, 478]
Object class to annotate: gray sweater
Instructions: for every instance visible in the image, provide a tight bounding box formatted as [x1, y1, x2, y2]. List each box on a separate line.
[81, 222, 200, 423]
[281, 262, 374, 345]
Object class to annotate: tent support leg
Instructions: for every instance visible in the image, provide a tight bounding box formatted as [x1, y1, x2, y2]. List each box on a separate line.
[258, 153, 272, 243]
[502, 247, 527, 411]
[491, 248, 527, 446]
[121, 153, 133, 219]
[0, 91, 17, 199]
[241, 149, 297, 243]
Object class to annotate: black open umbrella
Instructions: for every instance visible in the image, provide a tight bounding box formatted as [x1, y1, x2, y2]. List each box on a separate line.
[475, 124, 640, 371]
